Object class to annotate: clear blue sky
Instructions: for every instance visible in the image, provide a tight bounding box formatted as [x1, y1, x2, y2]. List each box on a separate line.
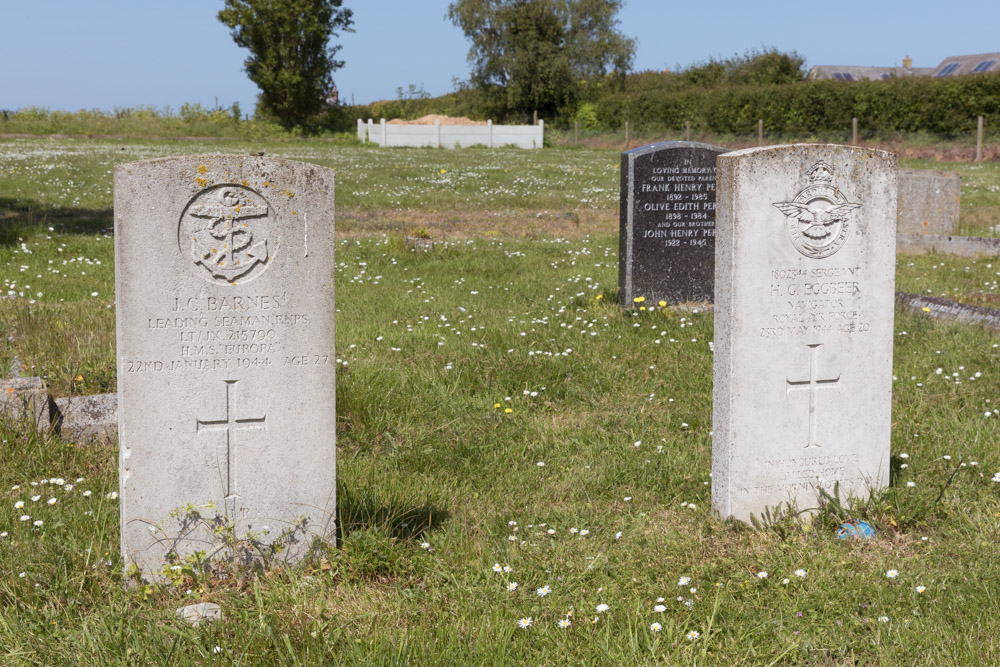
[2, 0, 998, 113]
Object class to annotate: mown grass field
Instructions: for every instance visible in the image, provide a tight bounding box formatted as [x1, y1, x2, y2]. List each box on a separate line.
[2, 137, 1000, 664]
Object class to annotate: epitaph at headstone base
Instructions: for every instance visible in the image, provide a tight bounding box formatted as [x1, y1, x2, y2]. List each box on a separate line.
[712, 144, 896, 523]
[115, 155, 336, 579]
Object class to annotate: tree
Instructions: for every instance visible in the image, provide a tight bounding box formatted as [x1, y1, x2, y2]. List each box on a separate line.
[218, 0, 353, 129]
[447, 0, 635, 119]
[682, 48, 805, 88]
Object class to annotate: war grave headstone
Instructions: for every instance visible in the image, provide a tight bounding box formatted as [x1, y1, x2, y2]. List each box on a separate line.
[712, 145, 897, 522]
[115, 155, 336, 578]
[618, 141, 726, 305]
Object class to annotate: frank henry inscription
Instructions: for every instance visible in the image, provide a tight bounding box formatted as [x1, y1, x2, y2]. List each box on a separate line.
[713, 145, 897, 523]
[115, 155, 336, 578]
[619, 141, 726, 305]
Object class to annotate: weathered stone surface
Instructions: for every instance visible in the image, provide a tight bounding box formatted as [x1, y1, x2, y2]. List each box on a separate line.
[713, 145, 896, 522]
[115, 155, 336, 579]
[176, 602, 223, 626]
[619, 141, 726, 305]
[52, 393, 118, 443]
[897, 168, 960, 235]
[897, 292, 1000, 330]
[896, 232, 1000, 257]
[404, 236, 434, 252]
[0, 376, 50, 426]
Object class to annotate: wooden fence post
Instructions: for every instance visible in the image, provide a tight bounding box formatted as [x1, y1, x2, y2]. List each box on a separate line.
[685, 120, 691, 142]
[852, 117, 858, 145]
[758, 119, 763, 146]
[533, 109, 538, 125]
[574, 120, 578, 144]
[977, 116, 984, 162]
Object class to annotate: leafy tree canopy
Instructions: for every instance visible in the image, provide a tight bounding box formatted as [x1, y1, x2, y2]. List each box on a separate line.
[448, 0, 635, 119]
[681, 47, 806, 87]
[219, 0, 353, 129]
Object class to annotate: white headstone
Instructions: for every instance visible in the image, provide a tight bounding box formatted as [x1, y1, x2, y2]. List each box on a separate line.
[713, 145, 897, 522]
[115, 155, 336, 577]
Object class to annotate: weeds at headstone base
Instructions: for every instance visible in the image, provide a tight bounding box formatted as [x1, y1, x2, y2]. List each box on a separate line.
[128, 503, 312, 593]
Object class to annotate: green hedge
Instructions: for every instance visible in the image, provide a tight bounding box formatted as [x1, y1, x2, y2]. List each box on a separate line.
[589, 72, 1000, 137]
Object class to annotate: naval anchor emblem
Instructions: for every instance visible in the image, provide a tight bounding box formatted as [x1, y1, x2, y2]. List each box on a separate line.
[773, 162, 861, 259]
[179, 185, 276, 284]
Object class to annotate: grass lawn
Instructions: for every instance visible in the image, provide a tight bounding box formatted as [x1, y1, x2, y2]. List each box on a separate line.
[2, 138, 1000, 664]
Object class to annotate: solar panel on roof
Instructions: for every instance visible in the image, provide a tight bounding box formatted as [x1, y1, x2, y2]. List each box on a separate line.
[832, 72, 844, 80]
[881, 73, 891, 80]
[936, 63, 960, 77]
[842, 73, 854, 81]
[974, 60, 996, 73]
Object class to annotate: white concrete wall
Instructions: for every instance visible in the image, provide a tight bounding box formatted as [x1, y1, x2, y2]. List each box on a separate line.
[359, 118, 544, 149]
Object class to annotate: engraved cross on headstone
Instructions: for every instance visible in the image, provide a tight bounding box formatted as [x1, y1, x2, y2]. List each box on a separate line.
[786, 343, 840, 449]
[196, 379, 266, 498]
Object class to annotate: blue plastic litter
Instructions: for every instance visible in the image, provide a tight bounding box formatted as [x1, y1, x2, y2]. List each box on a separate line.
[837, 520, 876, 539]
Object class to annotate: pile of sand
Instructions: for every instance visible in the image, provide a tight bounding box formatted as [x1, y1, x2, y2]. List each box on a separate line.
[387, 114, 487, 126]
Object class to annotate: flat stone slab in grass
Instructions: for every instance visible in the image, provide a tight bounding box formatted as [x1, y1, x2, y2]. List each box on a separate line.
[0, 376, 49, 426]
[896, 233, 1000, 258]
[897, 168, 960, 235]
[52, 393, 118, 443]
[115, 155, 336, 579]
[619, 141, 726, 306]
[897, 292, 1000, 330]
[176, 602, 223, 626]
[713, 145, 897, 523]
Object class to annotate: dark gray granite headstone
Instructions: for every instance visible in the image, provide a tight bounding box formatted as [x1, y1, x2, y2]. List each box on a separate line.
[619, 141, 726, 305]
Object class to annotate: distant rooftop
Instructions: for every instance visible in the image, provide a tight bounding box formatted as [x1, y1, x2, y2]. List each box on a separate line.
[931, 52, 1000, 77]
[808, 66, 933, 81]
[809, 52, 1000, 81]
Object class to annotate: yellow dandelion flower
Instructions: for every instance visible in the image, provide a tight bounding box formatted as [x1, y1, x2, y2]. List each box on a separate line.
[504, 408, 513, 414]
